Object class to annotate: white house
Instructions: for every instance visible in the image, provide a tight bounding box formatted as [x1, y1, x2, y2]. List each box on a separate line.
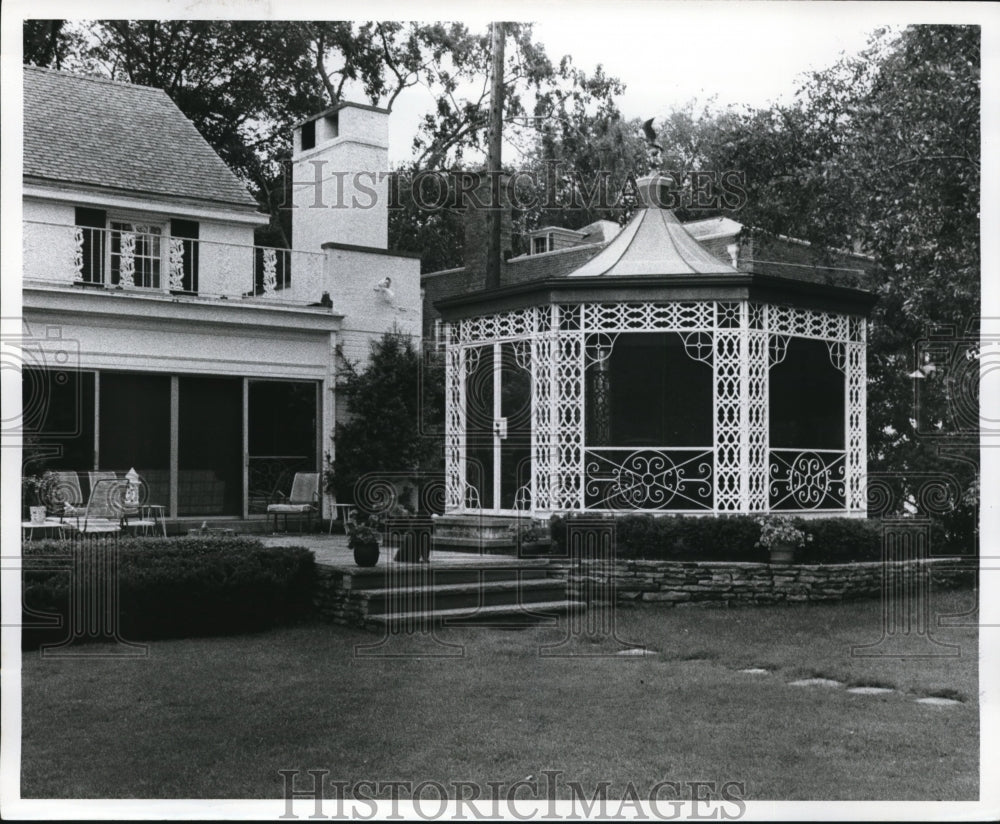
[21, 66, 420, 525]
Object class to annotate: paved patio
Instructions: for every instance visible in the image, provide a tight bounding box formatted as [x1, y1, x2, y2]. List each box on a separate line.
[260, 533, 541, 570]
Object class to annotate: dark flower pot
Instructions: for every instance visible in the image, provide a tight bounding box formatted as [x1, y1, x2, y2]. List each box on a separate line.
[769, 543, 796, 564]
[353, 541, 380, 567]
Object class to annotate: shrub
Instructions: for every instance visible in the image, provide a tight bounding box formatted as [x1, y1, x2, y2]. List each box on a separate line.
[551, 513, 892, 563]
[21, 536, 316, 649]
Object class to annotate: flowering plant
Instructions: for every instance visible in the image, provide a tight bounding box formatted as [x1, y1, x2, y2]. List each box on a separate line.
[347, 503, 414, 549]
[22, 471, 58, 507]
[755, 516, 813, 549]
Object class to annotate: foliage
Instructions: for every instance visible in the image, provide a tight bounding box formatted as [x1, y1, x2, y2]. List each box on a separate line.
[21, 471, 58, 507]
[26, 20, 626, 250]
[676, 25, 980, 546]
[331, 332, 443, 507]
[755, 516, 813, 550]
[550, 513, 891, 563]
[21, 537, 316, 648]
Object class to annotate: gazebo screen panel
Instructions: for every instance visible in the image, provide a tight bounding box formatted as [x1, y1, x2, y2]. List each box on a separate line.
[444, 300, 866, 515]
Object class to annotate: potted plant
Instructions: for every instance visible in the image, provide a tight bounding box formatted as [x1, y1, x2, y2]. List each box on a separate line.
[755, 515, 812, 564]
[22, 471, 58, 524]
[348, 518, 381, 567]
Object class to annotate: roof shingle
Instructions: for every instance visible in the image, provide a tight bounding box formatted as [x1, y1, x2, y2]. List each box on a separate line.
[23, 66, 260, 212]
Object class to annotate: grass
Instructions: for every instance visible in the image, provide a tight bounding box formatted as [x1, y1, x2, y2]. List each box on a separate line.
[19, 588, 978, 801]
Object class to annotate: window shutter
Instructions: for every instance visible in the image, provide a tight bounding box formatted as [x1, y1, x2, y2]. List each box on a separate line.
[170, 219, 199, 293]
[74, 208, 106, 283]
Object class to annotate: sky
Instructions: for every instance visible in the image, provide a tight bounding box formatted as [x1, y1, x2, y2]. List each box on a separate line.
[377, 2, 939, 165]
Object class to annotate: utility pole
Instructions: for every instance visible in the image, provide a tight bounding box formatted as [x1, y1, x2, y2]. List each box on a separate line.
[485, 21, 505, 290]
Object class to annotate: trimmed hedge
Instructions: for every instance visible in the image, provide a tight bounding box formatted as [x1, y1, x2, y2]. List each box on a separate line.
[21, 536, 316, 649]
[551, 514, 900, 563]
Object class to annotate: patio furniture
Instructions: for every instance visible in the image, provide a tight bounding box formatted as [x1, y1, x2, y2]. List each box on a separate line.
[267, 472, 319, 533]
[58, 478, 126, 535]
[328, 494, 355, 535]
[50, 471, 85, 518]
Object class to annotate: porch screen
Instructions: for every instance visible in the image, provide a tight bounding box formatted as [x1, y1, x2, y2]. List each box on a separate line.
[99, 372, 170, 506]
[248, 380, 318, 512]
[21, 367, 95, 472]
[596, 332, 712, 447]
[769, 338, 844, 449]
[178, 376, 242, 516]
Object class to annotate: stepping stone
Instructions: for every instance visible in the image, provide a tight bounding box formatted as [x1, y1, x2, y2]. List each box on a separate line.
[847, 686, 895, 695]
[787, 677, 844, 688]
[617, 647, 654, 656]
[739, 667, 770, 675]
[915, 696, 963, 706]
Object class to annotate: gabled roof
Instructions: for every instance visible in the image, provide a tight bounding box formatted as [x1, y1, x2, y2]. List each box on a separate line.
[23, 66, 260, 212]
[568, 181, 738, 278]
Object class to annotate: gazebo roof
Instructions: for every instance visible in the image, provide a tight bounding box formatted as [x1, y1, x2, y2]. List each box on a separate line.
[567, 176, 738, 278]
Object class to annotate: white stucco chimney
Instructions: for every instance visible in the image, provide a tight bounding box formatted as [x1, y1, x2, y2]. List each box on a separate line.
[291, 102, 390, 252]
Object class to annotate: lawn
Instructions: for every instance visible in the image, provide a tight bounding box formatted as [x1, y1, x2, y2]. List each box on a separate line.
[19, 588, 978, 801]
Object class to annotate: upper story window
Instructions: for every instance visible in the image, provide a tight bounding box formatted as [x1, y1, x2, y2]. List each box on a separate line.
[73, 208, 198, 294]
[110, 220, 163, 289]
[531, 234, 552, 255]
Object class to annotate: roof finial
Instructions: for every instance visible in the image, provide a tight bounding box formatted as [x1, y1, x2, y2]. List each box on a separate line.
[641, 118, 663, 170]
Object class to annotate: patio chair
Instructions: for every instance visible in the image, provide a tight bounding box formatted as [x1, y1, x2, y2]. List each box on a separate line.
[59, 478, 126, 535]
[267, 472, 319, 533]
[50, 471, 85, 518]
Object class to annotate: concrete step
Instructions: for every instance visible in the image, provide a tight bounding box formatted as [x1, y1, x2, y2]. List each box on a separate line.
[365, 599, 586, 628]
[364, 578, 571, 615]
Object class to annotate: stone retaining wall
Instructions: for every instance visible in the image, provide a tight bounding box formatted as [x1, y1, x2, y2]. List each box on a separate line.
[551, 558, 973, 607]
[313, 567, 368, 626]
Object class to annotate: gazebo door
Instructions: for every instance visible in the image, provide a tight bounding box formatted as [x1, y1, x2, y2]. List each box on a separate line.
[465, 342, 532, 513]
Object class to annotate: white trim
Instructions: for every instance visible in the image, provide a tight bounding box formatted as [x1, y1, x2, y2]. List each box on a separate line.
[23, 186, 266, 226]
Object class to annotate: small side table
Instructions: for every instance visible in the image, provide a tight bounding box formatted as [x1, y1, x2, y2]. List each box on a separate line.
[21, 519, 64, 541]
[329, 503, 355, 534]
[141, 504, 168, 537]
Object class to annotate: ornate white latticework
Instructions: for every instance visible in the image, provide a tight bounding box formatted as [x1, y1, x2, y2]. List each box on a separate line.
[72, 226, 84, 278]
[168, 237, 186, 291]
[745, 310, 769, 510]
[442, 299, 867, 517]
[444, 339, 465, 510]
[118, 231, 136, 287]
[261, 248, 278, 295]
[714, 327, 742, 511]
[555, 333, 585, 509]
[846, 335, 867, 511]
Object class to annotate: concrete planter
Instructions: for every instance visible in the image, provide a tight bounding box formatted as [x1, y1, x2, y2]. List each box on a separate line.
[769, 543, 796, 564]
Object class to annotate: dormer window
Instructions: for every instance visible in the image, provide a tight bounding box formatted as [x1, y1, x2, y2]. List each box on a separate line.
[531, 234, 553, 255]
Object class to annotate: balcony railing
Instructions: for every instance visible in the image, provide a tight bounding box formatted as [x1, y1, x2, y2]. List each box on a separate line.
[23, 221, 328, 305]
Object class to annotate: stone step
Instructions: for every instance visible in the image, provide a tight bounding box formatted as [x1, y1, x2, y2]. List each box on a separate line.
[363, 578, 571, 615]
[365, 599, 586, 628]
[343, 563, 553, 590]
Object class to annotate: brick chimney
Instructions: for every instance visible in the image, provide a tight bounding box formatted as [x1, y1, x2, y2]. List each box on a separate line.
[463, 172, 512, 290]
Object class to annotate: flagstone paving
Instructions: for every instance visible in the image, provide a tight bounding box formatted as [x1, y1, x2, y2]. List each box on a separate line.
[788, 677, 845, 688]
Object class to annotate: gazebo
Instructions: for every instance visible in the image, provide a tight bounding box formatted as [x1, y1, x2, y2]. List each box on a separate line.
[436, 176, 875, 525]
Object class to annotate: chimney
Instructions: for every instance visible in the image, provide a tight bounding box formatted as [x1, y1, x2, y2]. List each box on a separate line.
[291, 102, 389, 252]
[463, 172, 512, 290]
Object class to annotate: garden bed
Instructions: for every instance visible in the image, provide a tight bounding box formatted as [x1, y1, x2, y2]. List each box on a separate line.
[550, 513, 961, 563]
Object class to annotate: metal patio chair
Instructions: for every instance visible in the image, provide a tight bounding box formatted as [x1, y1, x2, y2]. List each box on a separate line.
[267, 472, 320, 533]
